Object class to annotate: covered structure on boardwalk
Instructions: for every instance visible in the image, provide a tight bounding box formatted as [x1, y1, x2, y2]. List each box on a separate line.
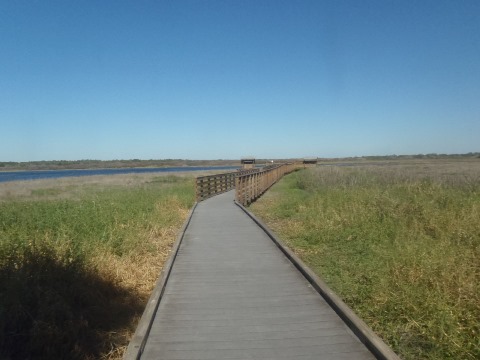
[302, 157, 318, 167]
[240, 157, 256, 169]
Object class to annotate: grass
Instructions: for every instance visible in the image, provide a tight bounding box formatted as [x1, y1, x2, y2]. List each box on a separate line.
[0, 174, 195, 359]
[250, 160, 480, 360]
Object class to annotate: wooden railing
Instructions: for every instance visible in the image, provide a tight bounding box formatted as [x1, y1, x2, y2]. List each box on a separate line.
[195, 172, 237, 201]
[195, 164, 302, 203]
[195, 168, 267, 201]
[235, 163, 301, 206]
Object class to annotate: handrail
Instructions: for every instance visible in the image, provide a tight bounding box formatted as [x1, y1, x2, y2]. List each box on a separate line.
[195, 168, 264, 201]
[235, 163, 301, 206]
[195, 172, 237, 201]
[195, 164, 301, 203]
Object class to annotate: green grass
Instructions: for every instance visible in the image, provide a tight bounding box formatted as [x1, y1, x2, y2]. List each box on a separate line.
[250, 163, 480, 360]
[0, 176, 195, 359]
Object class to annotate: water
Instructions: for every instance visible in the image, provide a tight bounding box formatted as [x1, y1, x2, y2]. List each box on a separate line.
[0, 166, 239, 183]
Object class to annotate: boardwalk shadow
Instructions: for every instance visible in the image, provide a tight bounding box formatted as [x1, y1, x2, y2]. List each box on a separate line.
[0, 248, 144, 359]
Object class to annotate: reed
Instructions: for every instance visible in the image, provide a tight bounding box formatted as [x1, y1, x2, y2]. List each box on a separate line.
[250, 160, 480, 360]
[0, 175, 195, 359]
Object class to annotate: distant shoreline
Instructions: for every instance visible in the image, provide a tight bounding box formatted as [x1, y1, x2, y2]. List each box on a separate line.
[0, 164, 240, 173]
[0, 165, 241, 184]
[0, 153, 478, 172]
[0, 160, 242, 172]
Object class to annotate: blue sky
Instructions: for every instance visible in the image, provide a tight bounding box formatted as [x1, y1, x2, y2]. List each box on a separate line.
[1, 0, 479, 161]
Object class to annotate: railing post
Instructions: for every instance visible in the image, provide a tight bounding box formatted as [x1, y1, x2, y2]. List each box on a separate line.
[233, 162, 302, 206]
[195, 171, 239, 201]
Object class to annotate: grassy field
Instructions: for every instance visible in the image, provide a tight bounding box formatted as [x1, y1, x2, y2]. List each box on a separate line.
[250, 160, 480, 360]
[0, 174, 195, 359]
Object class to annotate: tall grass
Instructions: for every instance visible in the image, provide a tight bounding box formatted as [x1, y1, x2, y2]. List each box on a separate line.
[250, 161, 480, 360]
[0, 176, 195, 359]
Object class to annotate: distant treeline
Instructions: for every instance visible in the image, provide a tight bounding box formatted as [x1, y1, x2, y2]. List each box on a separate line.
[0, 159, 240, 171]
[0, 153, 478, 171]
[321, 152, 480, 162]
[366, 152, 480, 160]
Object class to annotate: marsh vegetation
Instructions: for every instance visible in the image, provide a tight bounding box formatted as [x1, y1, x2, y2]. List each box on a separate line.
[2, 160, 479, 359]
[0, 174, 195, 359]
[250, 159, 480, 360]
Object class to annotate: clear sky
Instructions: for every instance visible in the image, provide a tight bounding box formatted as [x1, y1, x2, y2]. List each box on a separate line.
[1, 0, 479, 161]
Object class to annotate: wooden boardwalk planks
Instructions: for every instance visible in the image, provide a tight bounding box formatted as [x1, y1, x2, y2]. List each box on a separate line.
[139, 191, 376, 360]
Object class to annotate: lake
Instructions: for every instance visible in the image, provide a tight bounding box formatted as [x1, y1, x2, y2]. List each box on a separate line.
[0, 166, 239, 183]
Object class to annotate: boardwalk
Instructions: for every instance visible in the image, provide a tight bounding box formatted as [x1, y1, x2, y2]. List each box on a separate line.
[138, 190, 376, 359]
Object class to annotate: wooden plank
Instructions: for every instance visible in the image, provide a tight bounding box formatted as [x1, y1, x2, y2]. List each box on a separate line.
[235, 201, 401, 360]
[124, 203, 198, 360]
[136, 191, 390, 360]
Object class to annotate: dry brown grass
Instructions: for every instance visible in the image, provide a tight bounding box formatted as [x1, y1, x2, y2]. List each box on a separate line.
[0, 170, 226, 202]
[251, 159, 480, 359]
[92, 238, 171, 358]
[93, 206, 190, 359]
[0, 175, 195, 359]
